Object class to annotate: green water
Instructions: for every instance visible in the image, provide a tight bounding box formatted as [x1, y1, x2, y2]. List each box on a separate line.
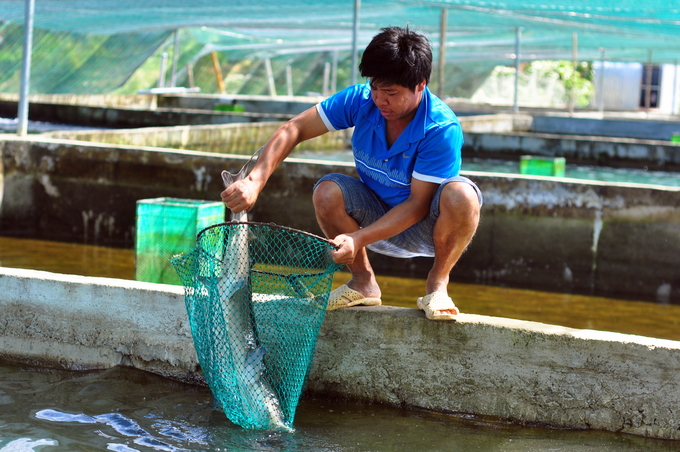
[1, 361, 677, 452]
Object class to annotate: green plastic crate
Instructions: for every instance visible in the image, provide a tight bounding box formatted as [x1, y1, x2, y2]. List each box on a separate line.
[519, 156, 566, 177]
[214, 103, 245, 113]
[135, 197, 225, 285]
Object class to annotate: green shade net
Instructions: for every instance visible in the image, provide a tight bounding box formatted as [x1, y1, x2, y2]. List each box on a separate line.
[171, 221, 342, 431]
[4, 1, 680, 97]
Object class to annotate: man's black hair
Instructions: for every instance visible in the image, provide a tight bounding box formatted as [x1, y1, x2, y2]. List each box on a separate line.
[359, 26, 432, 91]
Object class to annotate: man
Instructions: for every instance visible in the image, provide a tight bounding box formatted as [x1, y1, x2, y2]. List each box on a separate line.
[221, 26, 482, 321]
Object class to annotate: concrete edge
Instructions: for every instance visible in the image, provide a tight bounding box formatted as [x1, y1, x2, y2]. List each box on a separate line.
[1, 268, 680, 439]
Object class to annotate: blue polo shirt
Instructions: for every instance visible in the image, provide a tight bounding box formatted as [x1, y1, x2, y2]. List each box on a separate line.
[316, 82, 462, 207]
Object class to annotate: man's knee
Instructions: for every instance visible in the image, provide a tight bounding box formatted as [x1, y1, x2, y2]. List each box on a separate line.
[440, 182, 481, 220]
[313, 180, 344, 214]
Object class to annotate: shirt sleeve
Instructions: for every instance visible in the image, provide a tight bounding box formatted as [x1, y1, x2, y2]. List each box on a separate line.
[316, 84, 369, 132]
[412, 121, 463, 183]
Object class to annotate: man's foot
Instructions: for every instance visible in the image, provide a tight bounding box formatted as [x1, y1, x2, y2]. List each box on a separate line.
[327, 284, 382, 311]
[417, 292, 459, 321]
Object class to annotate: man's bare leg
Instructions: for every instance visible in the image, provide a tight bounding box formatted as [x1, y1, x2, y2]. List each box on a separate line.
[426, 182, 481, 315]
[312, 180, 381, 299]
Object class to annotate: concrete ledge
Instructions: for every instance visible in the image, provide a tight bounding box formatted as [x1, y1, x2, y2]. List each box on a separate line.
[311, 307, 680, 440]
[1, 267, 679, 439]
[0, 267, 201, 383]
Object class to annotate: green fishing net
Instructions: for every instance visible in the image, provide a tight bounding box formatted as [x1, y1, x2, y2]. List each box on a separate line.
[171, 221, 341, 431]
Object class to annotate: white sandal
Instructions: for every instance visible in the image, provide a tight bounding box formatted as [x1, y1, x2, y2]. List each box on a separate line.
[327, 284, 382, 311]
[416, 292, 459, 321]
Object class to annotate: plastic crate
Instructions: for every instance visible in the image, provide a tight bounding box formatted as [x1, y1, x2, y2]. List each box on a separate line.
[519, 156, 566, 177]
[135, 197, 225, 285]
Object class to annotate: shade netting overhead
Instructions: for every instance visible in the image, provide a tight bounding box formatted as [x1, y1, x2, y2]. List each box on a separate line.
[2, 0, 680, 95]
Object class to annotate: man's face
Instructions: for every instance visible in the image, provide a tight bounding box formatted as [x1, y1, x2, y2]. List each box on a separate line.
[369, 80, 426, 123]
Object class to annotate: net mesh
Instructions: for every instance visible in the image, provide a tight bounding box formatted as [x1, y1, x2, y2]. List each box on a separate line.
[171, 221, 342, 431]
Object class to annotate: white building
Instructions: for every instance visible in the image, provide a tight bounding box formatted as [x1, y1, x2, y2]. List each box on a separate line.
[593, 61, 680, 114]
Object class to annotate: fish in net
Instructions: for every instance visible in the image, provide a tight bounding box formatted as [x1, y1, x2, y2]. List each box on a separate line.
[171, 160, 341, 430]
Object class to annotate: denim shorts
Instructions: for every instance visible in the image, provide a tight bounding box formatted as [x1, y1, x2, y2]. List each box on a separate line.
[313, 174, 483, 258]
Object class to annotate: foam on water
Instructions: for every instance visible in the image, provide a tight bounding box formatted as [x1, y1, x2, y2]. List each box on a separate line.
[35, 409, 200, 452]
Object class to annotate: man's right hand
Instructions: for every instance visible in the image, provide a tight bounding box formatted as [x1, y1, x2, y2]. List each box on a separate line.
[221, 176, 261, 214]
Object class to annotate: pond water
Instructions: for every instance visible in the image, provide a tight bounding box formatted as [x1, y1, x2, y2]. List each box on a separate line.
[1, 360, 678, 452]
[1, 236, 678, 342]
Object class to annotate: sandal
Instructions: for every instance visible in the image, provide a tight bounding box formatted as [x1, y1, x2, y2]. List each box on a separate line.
[417, 292, 459, 321]
[327, 284, 382, 311]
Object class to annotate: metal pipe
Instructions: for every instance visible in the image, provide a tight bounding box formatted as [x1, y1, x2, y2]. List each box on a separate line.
[17, 0, 35, 137]
[265, 58, 277, 96]
[170, 30, 181, 88]
[644, 50, 653, 110]
[350, 0, 361, 85]
[331, 50, 339, 93]
[210, 51, 226, 94]
[286, 65, 293, 96]
[158, 52, 168, 88]
[569, 32, 578, 115]
[323, 62, 331, 96]
[512, 27, 522, 114]
[598, 48, 605, 113]
[673, 60, 678, 115]
[438, 8, 448, 98]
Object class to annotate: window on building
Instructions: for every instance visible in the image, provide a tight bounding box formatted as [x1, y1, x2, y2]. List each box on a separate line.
[640, 65, 660, 108]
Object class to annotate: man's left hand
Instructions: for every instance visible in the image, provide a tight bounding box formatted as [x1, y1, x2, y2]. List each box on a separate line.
[330, 234, 358, 265]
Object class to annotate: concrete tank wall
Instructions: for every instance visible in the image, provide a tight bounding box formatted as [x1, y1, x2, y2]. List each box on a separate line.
[1, 137, 679, 303]
[464, 131, 680, 171]
[1, 267, 679, 440]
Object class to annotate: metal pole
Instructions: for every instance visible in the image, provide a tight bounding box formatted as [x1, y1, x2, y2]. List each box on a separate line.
[17, 0, 35, 136]
[323, 62, 331, 97]
[158, 52, 168, 88]
[512, 27, 522, 113]
[673, 60, 678, 115]
[350, 0, 360, 85]
[438, 8, 448, 98]
[644, 50, 653, 110]
[170, 30, 181, 88]
[286, 65, 293, 96]
[331, 49, 339, 93]
[568, 32, 578, 115]
[598, 48, 605, 113]
[265, 58, 277, 96]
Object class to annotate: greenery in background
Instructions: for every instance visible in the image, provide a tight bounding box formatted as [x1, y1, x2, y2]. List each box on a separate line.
[525, 60, 594, 107]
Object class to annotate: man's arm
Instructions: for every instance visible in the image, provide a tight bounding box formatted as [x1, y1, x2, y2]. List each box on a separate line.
[221, 106, 328, 213]
[330, 177, 438, 264]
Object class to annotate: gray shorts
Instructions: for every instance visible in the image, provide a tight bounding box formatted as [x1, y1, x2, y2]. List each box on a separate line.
[313, 174, 483, 258]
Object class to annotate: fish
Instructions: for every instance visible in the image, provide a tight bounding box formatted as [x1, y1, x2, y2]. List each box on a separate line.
[219, 162, 288, 431]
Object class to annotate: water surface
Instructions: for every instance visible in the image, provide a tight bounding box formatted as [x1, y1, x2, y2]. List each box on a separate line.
[0, 361, 677, 452]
